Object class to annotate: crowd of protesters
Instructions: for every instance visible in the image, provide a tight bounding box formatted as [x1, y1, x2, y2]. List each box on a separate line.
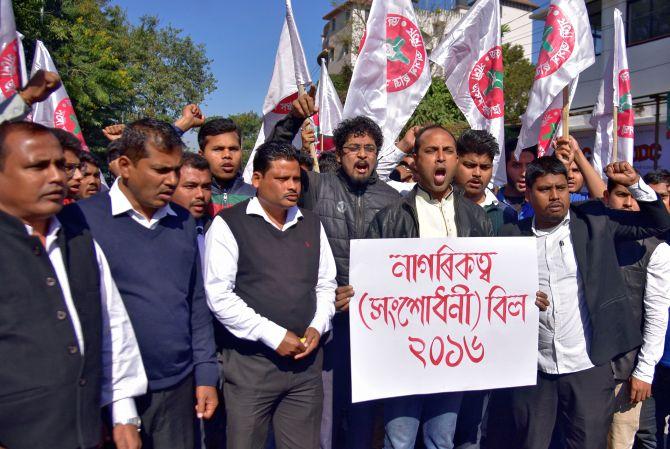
[0, 69, 669, 449]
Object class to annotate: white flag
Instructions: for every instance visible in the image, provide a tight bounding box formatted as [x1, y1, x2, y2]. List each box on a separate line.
[16, 31, 26, 88]
[430, 0, 506, 184]
[343, 0, 431, 158]
[314, 59, 343, 153]
[0, 0, 19, 100]
[517, 0, 595, 156]
[242, 0, 311, 182]
[590, 8, 633, 176]
[30, 40, 89, 151]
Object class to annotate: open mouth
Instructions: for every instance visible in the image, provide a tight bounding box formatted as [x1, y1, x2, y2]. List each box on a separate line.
[354, 161, 369, 175]
[434, 167, 447, 186]
[221, 164, 235, 173]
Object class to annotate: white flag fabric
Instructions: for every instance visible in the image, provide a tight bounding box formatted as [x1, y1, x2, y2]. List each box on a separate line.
[590, 8, 633, 176]
[516, 0, 595, 156]
[16, 31, 27, 88]
[314, 59, 343, 153]
[430, 0, 506, 184]
[0, 0, 19, 100]
[343, 0, 431, 159]
[30, 40, 89, 150]
[242, 1, 310, 182]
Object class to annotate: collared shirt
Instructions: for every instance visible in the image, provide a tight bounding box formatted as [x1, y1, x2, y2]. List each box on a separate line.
[24, 218, 147, 423]
[533, 212, 594, 374]
[109, 179, 176, 229]
[0, 93, 31, 124]
[533, 177, 659, 374]
[481, 188, 500, 208]
[204, 197, 337, 350]
[497, 186, 534, 220]
[415, 186, 458, 238]
[632, 242, 670, 383]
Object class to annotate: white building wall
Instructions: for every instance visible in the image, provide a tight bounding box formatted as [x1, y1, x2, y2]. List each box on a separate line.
[501, 4, 535, 60]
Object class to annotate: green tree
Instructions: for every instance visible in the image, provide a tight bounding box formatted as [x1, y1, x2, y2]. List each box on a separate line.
[502, 43, 535, 124]
[226, 111, 263, 153]
[405, 77, 468, 132]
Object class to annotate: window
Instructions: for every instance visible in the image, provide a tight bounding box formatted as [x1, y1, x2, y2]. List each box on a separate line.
[587, 0, 602, 55]
[627, 0, 670, 44]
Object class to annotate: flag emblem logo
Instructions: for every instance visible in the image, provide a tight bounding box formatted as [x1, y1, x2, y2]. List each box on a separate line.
[272, 92, 299, 115]
[535, 5, 575, 80]
[54, 98, 86, 148]
[0, 39, 19, 97]
[468, 46, 505, 120]
[617, 69, 634, 138]
[538, 108, 561, 153]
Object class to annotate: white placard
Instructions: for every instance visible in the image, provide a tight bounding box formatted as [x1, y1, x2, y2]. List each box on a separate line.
[349, 237, 539, 403]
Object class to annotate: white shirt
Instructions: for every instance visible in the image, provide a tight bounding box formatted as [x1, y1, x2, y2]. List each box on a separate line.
[25, 218, 147, 423]
[204, 197, 337, 350]
[109, 179, 176, 229]
[415, 186, 458, 238]
[533, 178, 659, 374]
[0, 93, 31, 124]
[481, 188, 500, 208]
[632, 242, 670, 383]
[376, 143, 408, 182]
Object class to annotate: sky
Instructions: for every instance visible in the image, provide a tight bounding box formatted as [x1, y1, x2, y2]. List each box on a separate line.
[111, 0, 334, 119]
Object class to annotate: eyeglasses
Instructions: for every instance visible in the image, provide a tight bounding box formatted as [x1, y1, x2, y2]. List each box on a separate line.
[64, 163, 82, 176]
[342, 144, 378, 155]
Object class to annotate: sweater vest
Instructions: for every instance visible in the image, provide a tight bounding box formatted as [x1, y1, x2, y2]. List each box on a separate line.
[0, 209, 102, 449]
[219, 200, 320, 354]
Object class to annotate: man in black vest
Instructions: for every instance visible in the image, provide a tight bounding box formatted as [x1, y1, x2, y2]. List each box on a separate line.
[0, 122, 147, 449]
[204, 141, 337, 449]
[492, 156, 670, 449]
[604, 179, 670, 449]
[271, 93, 401, 449]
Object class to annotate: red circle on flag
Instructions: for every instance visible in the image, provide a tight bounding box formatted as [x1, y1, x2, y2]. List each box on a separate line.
[359, 14, 427, 93]
[535, 5, 575, 80]
[617, 69, 634, 139]
[468, 46, 505, 120]
[54, 98, 84, 140]
[272, 92, 299, 115]
[538, 108, 562, 155]
[0, 39, 20, 98]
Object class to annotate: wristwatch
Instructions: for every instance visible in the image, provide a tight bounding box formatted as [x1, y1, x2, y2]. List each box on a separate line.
[114, 416, 142, 432]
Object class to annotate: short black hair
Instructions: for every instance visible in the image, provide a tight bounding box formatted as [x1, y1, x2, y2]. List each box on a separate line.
[297, 152, 314, 171]
[121, 118, 184, 163]
[333, 116, 383, 154]
[181, 152, 210, 172]
[253, 141, 298, 174]
[413, 124, 456, 154]
[457, 129, 499, 160]
[198, 118, 241, 151]
[106, 139, 123, 164]
[504, 138, 537, 163]
[0, 121, 55, 170]
[318, 151, 339, 173]
[51, 128, 82, 156]
[643, 169, 670, 186]
[79, 152, 100, 169]
[525, 156, 568, 189]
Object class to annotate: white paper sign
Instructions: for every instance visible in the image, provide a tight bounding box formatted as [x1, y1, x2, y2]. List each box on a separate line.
[349, 237, 539, 403]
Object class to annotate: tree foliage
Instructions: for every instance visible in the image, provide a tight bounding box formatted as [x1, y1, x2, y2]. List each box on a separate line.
[502, 43, 535, 124]
[14, 0, 216, 148]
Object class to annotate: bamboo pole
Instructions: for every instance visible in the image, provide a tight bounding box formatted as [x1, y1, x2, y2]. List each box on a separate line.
[298, 84, 320, 173]
[562, 86, 570, 139]
[612, 105, 619, 163]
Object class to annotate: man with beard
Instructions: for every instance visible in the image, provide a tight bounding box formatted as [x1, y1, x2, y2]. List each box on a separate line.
[270, 94, 401, 449]
[198, 118, 256, 215]
[366, 124, 493, 449]
[78, 152, 102, 199]
[51, 128, 84, 204]
[454, 129, 516, 235]
[492, 156, 670, 449]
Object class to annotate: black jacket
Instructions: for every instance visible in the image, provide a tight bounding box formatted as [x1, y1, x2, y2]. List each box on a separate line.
[367, 185, 494, 239]
[300, 168, 400, 285]
[500, 197, 670, 366]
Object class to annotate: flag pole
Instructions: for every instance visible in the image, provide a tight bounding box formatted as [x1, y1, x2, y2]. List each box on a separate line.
[562, 86, 570, 139]
[612, 105, 619, 162]
[298, 84, 320, 173]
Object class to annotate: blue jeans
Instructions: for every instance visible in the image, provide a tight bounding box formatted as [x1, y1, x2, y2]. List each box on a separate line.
[384, 392, 463, 449]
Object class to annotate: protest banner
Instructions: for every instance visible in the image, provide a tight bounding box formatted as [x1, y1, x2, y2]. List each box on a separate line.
[349, 237, 539, 403]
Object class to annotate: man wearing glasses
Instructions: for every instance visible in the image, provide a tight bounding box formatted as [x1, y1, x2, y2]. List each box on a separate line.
[51, 128, 84, 205]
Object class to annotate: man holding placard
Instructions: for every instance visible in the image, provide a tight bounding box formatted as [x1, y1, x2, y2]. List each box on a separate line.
[494, 156, 670, 449]
[366, 124, 493, 449]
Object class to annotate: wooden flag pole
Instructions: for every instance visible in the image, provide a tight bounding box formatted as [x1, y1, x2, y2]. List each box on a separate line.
[562, 86, 570, 139]
[298, 84, 320, 173]
[612, 105, 619, 163]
